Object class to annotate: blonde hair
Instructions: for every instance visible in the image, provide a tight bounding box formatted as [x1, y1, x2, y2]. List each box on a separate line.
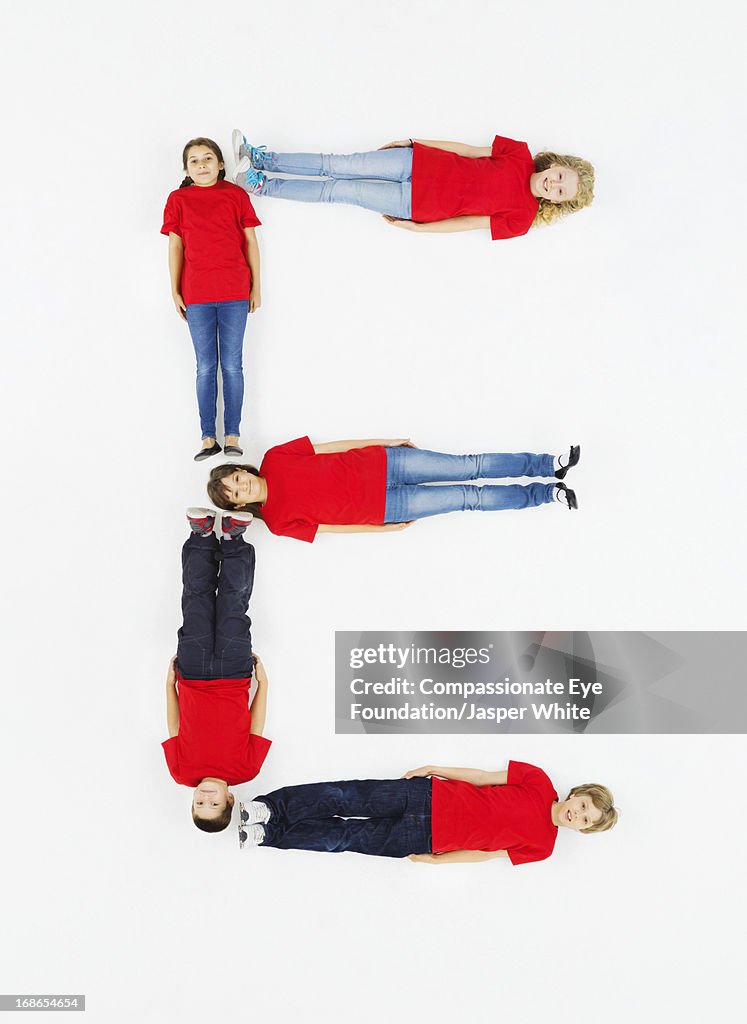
[567, 783, 618, 833]
[532, 152, 595, 227]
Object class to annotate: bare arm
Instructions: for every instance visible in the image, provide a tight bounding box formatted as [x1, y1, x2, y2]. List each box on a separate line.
[249, 654, 268, 736]
[384, 215, 491, 234]
[167, 233, 186, 320]
[410, 850, 509, 864]
[245, 227, 261, 312]
[165, 656, 180, 737]
[380, 139, 491, 158]
[404, 765, 508, 786]
[317, 523, 413, 534]
[312, 439, 414, 454]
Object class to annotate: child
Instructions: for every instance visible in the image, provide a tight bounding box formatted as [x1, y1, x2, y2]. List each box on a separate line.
[161, 138, 262, 461]
[205, 437, 581, 542]
[232, 130, 593, 240]
[238, 761, 617, 863]
[163, 509, 271, 833]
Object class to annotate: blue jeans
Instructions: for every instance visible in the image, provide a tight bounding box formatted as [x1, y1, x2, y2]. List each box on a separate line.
[185, 300, 249, 439]
[176, 534, 255, 679]
[255, 148, 413, 219]
[256, 778, 432, 858]
[384, 447, 556, 522]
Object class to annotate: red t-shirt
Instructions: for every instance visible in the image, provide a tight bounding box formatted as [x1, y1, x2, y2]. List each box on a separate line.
[259, 436, 388, 543]
[410, 135, 538, 240]
[431, 760, 558, 865]
[160, 180, 261, 304]
[161, 670, 271, 786]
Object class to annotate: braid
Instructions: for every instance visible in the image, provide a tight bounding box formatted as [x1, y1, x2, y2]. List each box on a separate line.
[179, 176, 193, 188]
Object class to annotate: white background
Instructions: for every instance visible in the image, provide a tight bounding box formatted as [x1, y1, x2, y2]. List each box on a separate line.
[2, 1, 746, 1021]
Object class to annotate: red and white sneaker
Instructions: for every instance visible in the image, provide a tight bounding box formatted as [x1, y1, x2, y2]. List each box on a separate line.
[221, 511, 254, 539]
[186, 507, 216, 536]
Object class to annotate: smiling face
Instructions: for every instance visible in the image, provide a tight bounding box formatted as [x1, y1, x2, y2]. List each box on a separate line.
[220, 469, 263, 506]
[529, 164, 579, 203]
[185, 145, 224, 187]
[192, 779, 233, 821]
[555, 793, 603, 832]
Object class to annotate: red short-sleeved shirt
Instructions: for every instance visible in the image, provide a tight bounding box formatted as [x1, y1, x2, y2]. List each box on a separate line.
[431, 760, 559, 864]
[258, 436, 388, 543]
[160, 180, 261, 304]
[410, 135, 538, 240]
[161, 670, 271, 786]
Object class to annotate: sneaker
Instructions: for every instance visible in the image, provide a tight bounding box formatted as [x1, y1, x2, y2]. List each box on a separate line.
[232, 129, 267, 169]
[239, 800, 271, 826]
[187, 507, 216, 536]
[234, 157, 266, 193]
[221, 511, 254, 539]
[238, 822, 265, 849]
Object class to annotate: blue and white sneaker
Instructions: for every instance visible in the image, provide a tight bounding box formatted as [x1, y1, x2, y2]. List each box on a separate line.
[187, 507, 216, 537]
[233, 156, 267, 193]
[232, 129, 267, 169]
[221, 511, 254, 539]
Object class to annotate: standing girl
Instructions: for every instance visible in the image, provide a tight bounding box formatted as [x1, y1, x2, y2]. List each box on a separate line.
[161, 138, 262, 461]
[232, 130, 593, 240]
[205, 437, 581, 543]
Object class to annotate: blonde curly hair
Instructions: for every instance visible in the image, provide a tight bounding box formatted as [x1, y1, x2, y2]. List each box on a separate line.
[532, 152, 595, 227]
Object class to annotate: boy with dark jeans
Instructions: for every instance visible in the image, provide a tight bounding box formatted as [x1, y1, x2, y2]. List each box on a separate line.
[162, 509, 271, 833]
[239, 762, 617, 863]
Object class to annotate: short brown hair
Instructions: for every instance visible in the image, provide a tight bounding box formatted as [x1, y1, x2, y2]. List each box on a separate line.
[192, 803, 233, 833]
[567, 783, 618, 833]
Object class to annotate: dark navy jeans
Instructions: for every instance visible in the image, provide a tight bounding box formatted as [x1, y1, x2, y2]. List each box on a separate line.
[176, 534, 255, 680]
[384, 446, 556, 522]
[256, 778, 432, 858]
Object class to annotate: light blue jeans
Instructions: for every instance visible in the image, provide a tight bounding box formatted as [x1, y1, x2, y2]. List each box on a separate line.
[255, 148, 413, 218]
[383, 447, 556, 522]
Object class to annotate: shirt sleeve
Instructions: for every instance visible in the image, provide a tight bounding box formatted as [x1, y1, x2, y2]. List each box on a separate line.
[160, 193, 181, 237]
[489, 210, 533, 241]
[239, 190, 262, 229]
[270, 519, 318, 544]
[244, 735, 273, 780]
[161, 737, 182, 782]
[491, 135, 527, 158]
[508, 844, 551, 866]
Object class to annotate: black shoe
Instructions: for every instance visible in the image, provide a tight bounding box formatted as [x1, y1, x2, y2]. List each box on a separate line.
[193, 442, 222, 462]
[555, 444, 580, 480]
[555, 482, 578, 510]
[224, 444, 244, 457]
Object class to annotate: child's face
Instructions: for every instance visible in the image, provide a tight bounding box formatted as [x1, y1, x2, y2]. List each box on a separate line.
[193, 780, 233, 821]
[556, 793, 602, 832]
[185, 145, 223, 187]
[529, 165, 579, 203]
[221, 469, 261, 506]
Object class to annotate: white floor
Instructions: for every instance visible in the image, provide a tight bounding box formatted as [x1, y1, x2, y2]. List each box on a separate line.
[2, 1, 746, 1021]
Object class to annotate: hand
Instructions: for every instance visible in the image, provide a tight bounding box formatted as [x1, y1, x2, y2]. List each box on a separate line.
[166, 655, 177, 686]
[403, 766, 433, 779]
[382, 215, 417, 230]
[172, 294, 187, 321]
[392, 438, 417, 448]
[249, 288, 261, 313]
[252, 653, 268, 685]
[378, 139, 413, 150]
[382, 521, 415, 532]
[408, 853, 439, 864]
